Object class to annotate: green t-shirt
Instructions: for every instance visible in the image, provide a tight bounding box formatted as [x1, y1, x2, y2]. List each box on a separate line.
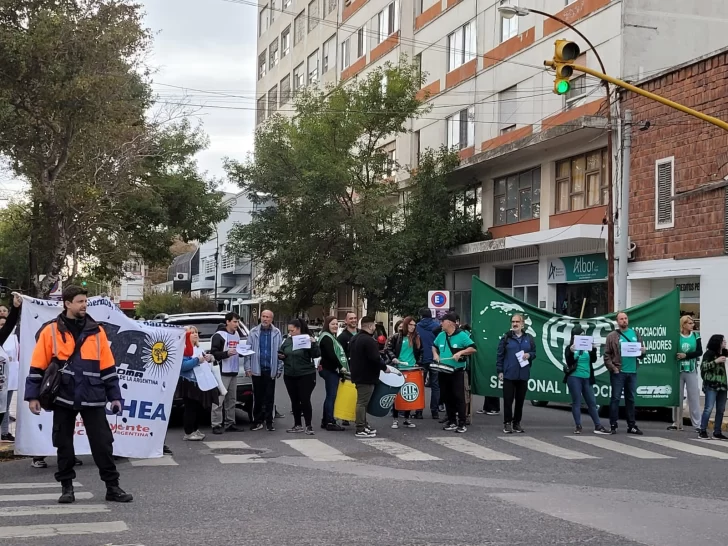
[572, 351, 591, 379]
[679, 332, 699, 373]
[433, 330, 475, 370]
[398, 338, 416, 369]
[620, 328, 639, 374]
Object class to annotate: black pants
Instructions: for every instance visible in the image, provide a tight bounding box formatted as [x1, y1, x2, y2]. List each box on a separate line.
[483, 396, 501, 412]
[439, 370, 466, 427]
[183, 397, 203, 435]
[52, 405, 119, 485]
[503, 379, 528, 424]
[284, 374, 316, 427]
[252, 374, 276, 426]
[392, 408, 411, 419]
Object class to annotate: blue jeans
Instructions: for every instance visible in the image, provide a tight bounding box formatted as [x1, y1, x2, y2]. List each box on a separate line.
[423, 363, 440, 413]
[319, 369, 340, 425]
[566, 375, 601, 428]
[700, 387, 727, 433]
[610, 372, 637, 428]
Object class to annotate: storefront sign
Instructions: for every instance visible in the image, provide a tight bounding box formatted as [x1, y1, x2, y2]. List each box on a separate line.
[449, 238, 505, 257]
[676, 277, 700, 299]
[547, 253, 607, 284]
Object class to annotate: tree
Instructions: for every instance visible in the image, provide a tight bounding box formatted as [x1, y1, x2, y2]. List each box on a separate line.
[135, 292, 216, 319]
[225, 60, 429, 312]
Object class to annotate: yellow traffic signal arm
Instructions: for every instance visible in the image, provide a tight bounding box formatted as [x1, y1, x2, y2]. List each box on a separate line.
[545, 60, 728, 132]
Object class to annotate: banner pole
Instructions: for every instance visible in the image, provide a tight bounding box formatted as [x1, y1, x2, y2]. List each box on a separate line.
[579, 298, 587, 319]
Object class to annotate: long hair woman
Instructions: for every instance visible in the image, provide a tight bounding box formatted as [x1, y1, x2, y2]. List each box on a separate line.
[385, 316, 422, 429]
[318, 315, 348, 431]
[280, 319, 321, 435]
[179, 327, 219, 441]
[698, 334, 728, 440]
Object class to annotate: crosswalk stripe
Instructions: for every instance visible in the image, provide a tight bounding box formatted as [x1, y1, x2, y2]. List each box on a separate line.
[0, 504, 110, 517]
[634, 436, 728, 459]
[0, 520, 127, 539]
[692, 438, 728, 449]
[566, 436, 673, 459]
[129, 455, 178, 466]
[215, 454, 266, 464]
[359, 439, 441, 461]
[204, 441, 251, 450]
[499, 436, 597, 460]
[429, 437, 520, 461]
[0, 482, 82, 490]
[282, 439, 353, 462]
[0, 492, 93, 503]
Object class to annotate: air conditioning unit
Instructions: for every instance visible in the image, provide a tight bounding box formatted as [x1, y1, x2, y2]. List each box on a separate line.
[175, 273, 189, 281]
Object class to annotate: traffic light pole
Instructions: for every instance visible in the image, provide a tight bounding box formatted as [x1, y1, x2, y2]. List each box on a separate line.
[618, 110, 633, 311]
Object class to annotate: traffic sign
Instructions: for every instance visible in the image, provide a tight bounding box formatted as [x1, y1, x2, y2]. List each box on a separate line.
[428, 290, 450, 309]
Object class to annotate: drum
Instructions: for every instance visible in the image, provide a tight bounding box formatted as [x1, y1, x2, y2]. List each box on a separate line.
[394, 367, 425, 411]
[333, 379, 357, 422]
[367, 366, 405, 417]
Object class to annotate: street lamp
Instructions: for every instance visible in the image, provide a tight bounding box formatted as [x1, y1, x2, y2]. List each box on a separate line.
[497, 3, 617, 312]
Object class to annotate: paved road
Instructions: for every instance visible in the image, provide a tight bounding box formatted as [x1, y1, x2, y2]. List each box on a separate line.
[1, 382, 728, 545]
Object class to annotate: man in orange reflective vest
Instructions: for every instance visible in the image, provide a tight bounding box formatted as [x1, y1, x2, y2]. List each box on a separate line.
[25, 285, 133, 504]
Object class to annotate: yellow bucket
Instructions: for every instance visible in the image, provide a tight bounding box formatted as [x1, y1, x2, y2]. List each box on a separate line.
[334, 379, 357, 422]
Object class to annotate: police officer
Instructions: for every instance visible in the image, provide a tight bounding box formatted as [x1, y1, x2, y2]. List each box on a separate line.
[25, 285, 133, 504]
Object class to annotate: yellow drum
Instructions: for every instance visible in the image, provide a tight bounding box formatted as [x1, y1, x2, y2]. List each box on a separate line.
[334, 379, 357, 422]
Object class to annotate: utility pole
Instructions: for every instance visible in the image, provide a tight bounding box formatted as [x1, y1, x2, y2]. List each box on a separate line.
[617, 110, 632, 311]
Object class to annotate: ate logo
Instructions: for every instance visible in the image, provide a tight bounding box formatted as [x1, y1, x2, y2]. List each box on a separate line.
[399, 382, 419, 403]
[379, 394, 396, 409]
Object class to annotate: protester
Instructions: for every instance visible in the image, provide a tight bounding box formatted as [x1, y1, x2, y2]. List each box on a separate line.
[668, 315, 702, 431]
[604, 311, 646, 435]
[698, 334, 728, 440]
[432, 313, 475, 433]
[179, 327, 218, 441]
[0, 305, 8, 318]
[24, 285, 132, 504]
[563, 326, 609, 435]
[245, 310, 284, 432]
[280, 319, 320, 435]
[386, 316, 421, 429]
[497, 314, 536, 434]
[416, 308, 441, 420]
[337, 312, 358, 360]
[350, 316, 389, 438]
[210, 312, 243, 435]
[318, 315, 348, 431]
[0, 295, 21, 442]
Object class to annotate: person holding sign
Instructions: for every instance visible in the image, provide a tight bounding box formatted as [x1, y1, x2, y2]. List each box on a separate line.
[179, 328, 218, 441]
[280, 319, 320, 435]
[697, 335, 728, 440]
[563, 326, 610, 435]
[210, 312, 244, 435]
[668, 316, 702, 432]
[604, 311, 646, 436]
[497, 314, 536, 434]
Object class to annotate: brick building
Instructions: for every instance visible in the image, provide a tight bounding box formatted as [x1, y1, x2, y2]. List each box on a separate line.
[624, 47, 728, 332]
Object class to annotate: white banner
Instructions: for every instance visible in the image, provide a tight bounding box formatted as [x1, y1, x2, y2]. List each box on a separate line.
[15, 296, 184, 458]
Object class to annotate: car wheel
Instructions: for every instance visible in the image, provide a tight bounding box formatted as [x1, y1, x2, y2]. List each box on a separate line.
[530, 400, 549, 407]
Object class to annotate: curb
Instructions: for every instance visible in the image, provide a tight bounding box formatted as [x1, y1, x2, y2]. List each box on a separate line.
[0, 443, 16, 459]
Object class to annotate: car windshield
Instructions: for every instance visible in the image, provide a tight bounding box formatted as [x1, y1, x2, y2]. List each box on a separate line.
[164, 318, 225, 339]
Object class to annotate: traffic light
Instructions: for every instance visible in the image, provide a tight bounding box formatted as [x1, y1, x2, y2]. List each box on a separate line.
[81, 281, 87, 287]
[550, 39, 580, 95]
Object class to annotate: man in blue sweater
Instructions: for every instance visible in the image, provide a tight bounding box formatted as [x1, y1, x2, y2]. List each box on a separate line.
[416, 308, 441, 420]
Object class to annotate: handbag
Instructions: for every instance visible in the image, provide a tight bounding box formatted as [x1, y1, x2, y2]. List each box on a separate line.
[39, 324, 69, 411]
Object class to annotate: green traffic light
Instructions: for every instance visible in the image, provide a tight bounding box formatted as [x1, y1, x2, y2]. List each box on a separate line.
[82, 281, 87, 286]
[556, 80, 570, 95]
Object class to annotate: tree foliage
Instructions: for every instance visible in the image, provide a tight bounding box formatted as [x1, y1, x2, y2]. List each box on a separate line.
[135, 292, 216, 319]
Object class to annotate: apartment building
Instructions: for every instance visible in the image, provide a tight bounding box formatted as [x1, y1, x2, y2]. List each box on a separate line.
[256, 0, 728, 322]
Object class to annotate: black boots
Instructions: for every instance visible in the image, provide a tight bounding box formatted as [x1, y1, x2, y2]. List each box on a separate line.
[105, 483, 134, 503]
[58, 481, 75, 504]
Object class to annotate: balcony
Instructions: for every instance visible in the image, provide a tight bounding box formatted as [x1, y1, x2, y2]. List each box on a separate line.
[192, 277, 215, 291]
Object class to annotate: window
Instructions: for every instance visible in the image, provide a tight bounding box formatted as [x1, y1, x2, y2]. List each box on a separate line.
[413, 130, 421, 165]
[500, 0, 518, 42]
[454, 185, 482, 221]
[259, 6, 269, 36]
[445, 268, 479, 325]
[356, 26, 365, 58]
[270, 0, 276, 22]
[341, 37, 350, 70]
[447, 20, 476, 71]
[555, 149, 609, 213]
[293, 63, 305, 94]
[279, 74, 291, 106]
[446, 106, 475, 150]
[258, 50, 267, 80]
[495, 268, 513, 296]
[499, 85, 518, 134]
[513, 262, 538, 307]
[268, 85, 278, 115]
[256, 95, 266, 126]
[565, 74, 587, 108]
[325, 0, 337, 16]
[283, 0, 291, 7]
[655, 157, 675, 229]
[321, 35, 336, 74]
[281, 26, 291, 57]
[493, 167, 541, 226]
[376, 1, 399, 43]
[381, 142, 396, 178]
[307, 49, 319, 84]
[269, 38, 279, 69]
[294, 11, 305, 45]
[308, 0, 319, 32]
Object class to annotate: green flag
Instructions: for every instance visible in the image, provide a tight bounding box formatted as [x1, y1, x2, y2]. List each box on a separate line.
[470, 277, 681, 407]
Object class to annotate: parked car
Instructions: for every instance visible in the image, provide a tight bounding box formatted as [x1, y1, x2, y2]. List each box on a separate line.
[162, 312, 254, 422]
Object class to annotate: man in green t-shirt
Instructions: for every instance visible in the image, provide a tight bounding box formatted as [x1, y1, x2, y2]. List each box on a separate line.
[432, 313, 476, 433]
[604, 311, 646, 435]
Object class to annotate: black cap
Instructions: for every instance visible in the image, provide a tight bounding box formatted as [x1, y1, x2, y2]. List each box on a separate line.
[441, 313, 458, 324]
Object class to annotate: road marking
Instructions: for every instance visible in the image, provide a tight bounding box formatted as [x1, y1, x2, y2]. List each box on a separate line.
[359, 439, 441, 461]
[129, 455, 178, 466]
[0, 504, 109, 517]
[499, 436, 597, 460]
[282, 439, 353, 462]
[0, 520, 127, 539]
[0, 492, 93, 503]
[204, 441, 251, 450]
[634, 436, 728, 459]
[566, 436, 673, 459]
[428, 437, 520, 461]
[0, 481, 82, 490]
[215, 454, 266, 464]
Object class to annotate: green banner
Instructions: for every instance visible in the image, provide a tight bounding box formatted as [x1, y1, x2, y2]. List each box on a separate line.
[471, 277, 681, 407]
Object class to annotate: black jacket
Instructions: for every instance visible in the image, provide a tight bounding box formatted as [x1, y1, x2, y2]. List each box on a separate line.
[319, 335, 343, 373]
[385, 333, 422, 366]
[210, 324, 240, 376]
[349, 331, 386, 385]
[337, 329, 357, 359]
[563, 344, 597, 385]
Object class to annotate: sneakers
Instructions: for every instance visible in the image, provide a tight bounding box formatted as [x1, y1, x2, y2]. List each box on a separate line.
[574, 425, 583, 435]
[503, 423, 513, 434]
[105, 485, 133, 503]
[341, 420, 351, 426]
[1, 433, 14, 442]
[286, 425, 304, 433]
[266, 424, 276, 432]
[476, 409, 487, 414]
[610, 425, 618, 435]
[183, 432, 203, 441]
[250, 423, 264, 431]
[403, 420, 416, 428]
[391, 420, 399, 429]
[163, 444, 174, 455]
[364, 426, 377, 435]
[355, 430, 376, 438]
[225, 425, 242, 433]
[305, 426, 315, 435]
[486, 410, 500, 416]
[31, 458, 48, 469]
[58, 482, 75, 504]
[627, 426, 644, 436]
[456, 425, 467, 434]
[512, 423, 525, 434]
[326, 423, 344, 431]
[713, 431, 728, 440]
[698, 429, 709, 439]
[594, 425, 610, 435]
[212, 426, 224, 435]
[443, 423, 457, 432]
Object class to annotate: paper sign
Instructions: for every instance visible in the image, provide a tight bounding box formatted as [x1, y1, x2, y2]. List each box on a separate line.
[516, 350, 529, 368]
[620, 342, 642, 357]
[193, 362, 219, 392]
[236, 344, 255, 357]
[292, 335, 312, 351]
[574, 335, 594, 351]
